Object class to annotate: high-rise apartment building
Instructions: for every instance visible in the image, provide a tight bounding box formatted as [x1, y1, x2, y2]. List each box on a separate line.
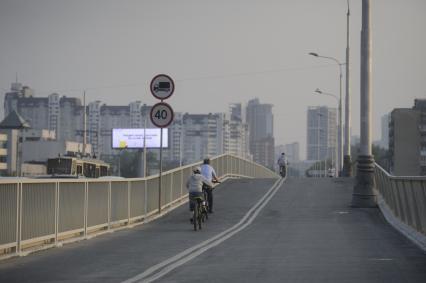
[167, 112, 184, 164]
[164, 104, 250, 165]
[306, 106, 337, 164]
[379, 113, 390, 149]
[4, 83, 83, 142]
[227, 103, 250, 159]
[246, 98, 274, 169]
[180, 113, 226, 164]
[389, 99, 426, 176]
[284, 142, 300, 163]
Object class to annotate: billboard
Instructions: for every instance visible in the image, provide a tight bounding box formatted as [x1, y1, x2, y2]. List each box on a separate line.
[112, 128, 168, 149]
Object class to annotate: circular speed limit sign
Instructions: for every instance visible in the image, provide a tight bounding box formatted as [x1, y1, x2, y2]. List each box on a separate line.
[150, 74, 175, 100]
[150, 102, 174, 128]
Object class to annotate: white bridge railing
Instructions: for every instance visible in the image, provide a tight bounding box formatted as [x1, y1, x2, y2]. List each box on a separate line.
[375, 164, 426, 238]
[0, 154, 278, 256]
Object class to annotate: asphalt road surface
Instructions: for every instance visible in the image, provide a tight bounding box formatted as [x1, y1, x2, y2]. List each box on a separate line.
[1, 177, 425, 283]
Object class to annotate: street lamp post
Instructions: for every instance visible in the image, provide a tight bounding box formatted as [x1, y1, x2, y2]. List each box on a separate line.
[314, 88, 339, 178]
[309, 52, 344, 176]
[352, 0, 376, 207]
[343, 0, 353, 176]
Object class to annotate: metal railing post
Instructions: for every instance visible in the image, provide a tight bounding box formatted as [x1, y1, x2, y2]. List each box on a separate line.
[108, 181, 111, 230]
[84, 181, 88, 237]
[180, 170, 183, 197]
[144, 179, 148, 217]
[16, 183, 21, 254]
[127, 181, 131, 224]
[55, 182, 59, 245]
[170, 173, 174, 203]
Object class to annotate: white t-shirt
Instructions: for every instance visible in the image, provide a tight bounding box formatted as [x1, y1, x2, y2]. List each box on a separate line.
[200, 164, 217, 182]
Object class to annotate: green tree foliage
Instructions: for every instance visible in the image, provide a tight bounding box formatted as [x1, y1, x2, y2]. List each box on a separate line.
[350, 144, 390, 172]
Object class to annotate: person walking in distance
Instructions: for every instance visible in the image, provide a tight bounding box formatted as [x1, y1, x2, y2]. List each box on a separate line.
[200, 158, 219, 213]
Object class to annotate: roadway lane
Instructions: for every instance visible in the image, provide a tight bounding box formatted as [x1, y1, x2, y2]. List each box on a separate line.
[158, 178, 426, 283]
[0, 178, 276, 283]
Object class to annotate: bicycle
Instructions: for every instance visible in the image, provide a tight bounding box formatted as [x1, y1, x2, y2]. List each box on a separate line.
[190, 195, 207, 231]
[202, 180, 220, 216]
[202, 186, 210, 220]
[279, 165, 287, 178]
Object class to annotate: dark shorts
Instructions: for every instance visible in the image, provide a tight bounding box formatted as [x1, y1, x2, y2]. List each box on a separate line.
[188, 192, 204, 211]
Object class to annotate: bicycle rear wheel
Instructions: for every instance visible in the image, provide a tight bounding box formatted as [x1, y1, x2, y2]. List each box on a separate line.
[193, 203, 198, 231]
[197, 203, 202, 230]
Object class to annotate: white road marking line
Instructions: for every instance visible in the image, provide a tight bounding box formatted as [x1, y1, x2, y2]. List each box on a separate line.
[121, 177, 286, 283]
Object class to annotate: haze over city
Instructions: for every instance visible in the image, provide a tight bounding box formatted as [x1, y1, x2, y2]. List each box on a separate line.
[1, 0, 425, 159]
[1, 1, 426, 282]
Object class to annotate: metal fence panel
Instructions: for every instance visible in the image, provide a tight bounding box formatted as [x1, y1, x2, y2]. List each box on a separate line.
[146, 178, 159, 214]
[87, 182, 109, 228]
[130, 180, 145, 219]
[413, 181, 426, 233]
[0, 184, 18, 246]
[375, 164, 426, 237]
[390, 180, 401, 218]
[58, 182, 85, 234]
[21, 183, 56, 241]
[171, 171, 182, 201]
[161, 174, 172, 207]
[111, 181, 128, 222]
[211, 158, 219, 177]
[182, 167, 191, 195]
[397, 181, 409, 224]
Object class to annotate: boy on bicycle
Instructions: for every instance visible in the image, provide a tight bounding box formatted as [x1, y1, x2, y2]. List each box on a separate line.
[186, 166, 213, 222]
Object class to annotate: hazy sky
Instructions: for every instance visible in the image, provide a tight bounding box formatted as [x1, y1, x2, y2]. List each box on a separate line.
[1, 0, 425, 159]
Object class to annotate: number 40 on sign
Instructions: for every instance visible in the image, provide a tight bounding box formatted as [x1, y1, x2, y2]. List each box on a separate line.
[150, 102, 174, 128]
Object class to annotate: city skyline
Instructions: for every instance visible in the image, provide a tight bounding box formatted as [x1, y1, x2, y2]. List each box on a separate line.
[2, 83, 261, 174]
[1, 0, 425, 161]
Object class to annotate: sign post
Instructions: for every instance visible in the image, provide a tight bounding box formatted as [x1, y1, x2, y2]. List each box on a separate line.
[150, 74, 175, 214]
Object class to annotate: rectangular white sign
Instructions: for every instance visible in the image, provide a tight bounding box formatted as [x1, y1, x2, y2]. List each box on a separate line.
[112, 128, 168, 149]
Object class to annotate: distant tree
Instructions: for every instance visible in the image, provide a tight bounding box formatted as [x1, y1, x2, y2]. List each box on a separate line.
[120, 151, 139, 177]
[350, 144, 390, 172]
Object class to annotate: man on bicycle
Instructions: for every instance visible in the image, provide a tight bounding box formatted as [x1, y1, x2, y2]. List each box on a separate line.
[277, 152, 288, 178]
[200, 158, 219, 213]
[186, 166, 213, 222]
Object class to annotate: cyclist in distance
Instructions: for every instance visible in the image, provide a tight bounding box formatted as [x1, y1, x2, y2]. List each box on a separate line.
[277, 152, 288, 178]
[200, 158, 219, 213]
[186, 166, 213, 222]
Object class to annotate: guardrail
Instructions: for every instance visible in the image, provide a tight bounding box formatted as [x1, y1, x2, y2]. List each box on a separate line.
[374, 163, 426, 238]
[0, 154, 278, 256]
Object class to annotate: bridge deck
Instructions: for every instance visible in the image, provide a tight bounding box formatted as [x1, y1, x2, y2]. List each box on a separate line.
[0, 178, 425, 283]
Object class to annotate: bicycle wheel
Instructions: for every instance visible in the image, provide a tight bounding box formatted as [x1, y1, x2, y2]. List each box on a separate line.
[193, 203, 198, 231]
[203, 192, 210, 219]
[204, 205, 209, 220]
[197, 204, 202, 230]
